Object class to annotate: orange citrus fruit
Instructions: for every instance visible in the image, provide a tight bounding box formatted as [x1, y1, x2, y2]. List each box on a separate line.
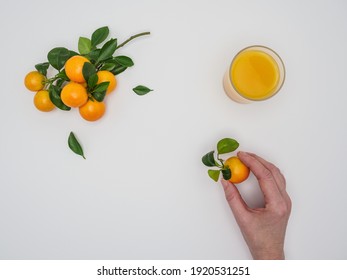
[65, 55, 90, 83]
[33, 90, 55, 112]
[61, 82, 88, 107]
[224, 156, 250, 184]
[97, 70, 117, 94]
[24, 71, 45, 91]
[79, 99, 106, 122]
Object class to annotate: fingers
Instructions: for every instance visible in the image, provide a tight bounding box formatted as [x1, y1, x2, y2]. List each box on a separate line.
[221, 179, 249, 218]
[244, 152, 291, 208]
[246, 153, 286, 190]
[237, 151, 283, 205]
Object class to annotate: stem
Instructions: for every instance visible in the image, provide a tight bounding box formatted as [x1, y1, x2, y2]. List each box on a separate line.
[44, 70, 69, 88]
[96, 64, 102, 71]
[44, 76, 57, 90]
[116, 31, 150, 50]
[215, 160, 223, 168]
[217, 154, 224, 168]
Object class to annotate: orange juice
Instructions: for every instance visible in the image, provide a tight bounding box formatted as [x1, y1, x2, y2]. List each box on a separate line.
[223, 46, 285, 103]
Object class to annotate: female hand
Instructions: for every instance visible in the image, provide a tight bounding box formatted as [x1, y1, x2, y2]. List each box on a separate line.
[222, 151, 292, 260]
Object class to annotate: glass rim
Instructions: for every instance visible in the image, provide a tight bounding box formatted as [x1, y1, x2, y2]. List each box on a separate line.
[228, 45, 286, 102]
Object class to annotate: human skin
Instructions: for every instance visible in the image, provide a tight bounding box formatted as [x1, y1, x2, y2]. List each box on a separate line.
[221, 151, 292, 260]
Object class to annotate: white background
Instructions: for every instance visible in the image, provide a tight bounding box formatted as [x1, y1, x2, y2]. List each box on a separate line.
[0, 0, 346, 259]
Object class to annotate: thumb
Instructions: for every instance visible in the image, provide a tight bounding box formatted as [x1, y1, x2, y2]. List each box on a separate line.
[221, 179, 249, 218]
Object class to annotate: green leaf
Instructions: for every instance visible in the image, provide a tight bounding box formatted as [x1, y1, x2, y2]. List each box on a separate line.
[114, 56, 134, 67]
[100, 62, 116, 71]
[55, 79, 65, 88]
[92, 91, 106, 102]
[48, 85, 71, 111]
[217, 138, 239, 155]
[88, 49, 100, 62]
[82, 62, 96, 82]
[69, 50, 79, 57]
[88, 73, 98, 89]
[202, 151, 216, 167]
[91, 26, 109, 48]
[221, 167, 232, 180]
[78, 37, 91, 55]
[132, 85, 153, 96]
[68, 132, 86, 159]
[35, 62, 49, 76]
[55, 79, 66, 90]
[106, 58, 128, 74]
[47, 47, 70, 71]
[208, 169, 220, 182]
[111, 65, 127, 75]
[93, 81, 110, 93]
[91, 81, 109, 101]
[96, 38, 117, 63]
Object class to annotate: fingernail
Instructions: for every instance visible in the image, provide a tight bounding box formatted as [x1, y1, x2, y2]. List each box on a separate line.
[221, 179, 229, 189]
[238, 151, 248, 156]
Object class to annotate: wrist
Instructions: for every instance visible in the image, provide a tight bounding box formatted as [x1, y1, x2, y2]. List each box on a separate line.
[251, 248, 285, 260]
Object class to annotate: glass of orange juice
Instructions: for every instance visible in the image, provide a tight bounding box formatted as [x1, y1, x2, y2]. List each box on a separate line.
[223, 45, 285, 103]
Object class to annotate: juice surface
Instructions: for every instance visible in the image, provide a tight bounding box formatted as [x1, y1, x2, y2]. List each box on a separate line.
[231, 50, 279, 100]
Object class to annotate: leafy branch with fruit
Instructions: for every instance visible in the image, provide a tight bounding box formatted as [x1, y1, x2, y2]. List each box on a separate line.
[202, 138, 250, 184]
[24, 26, 152, 158]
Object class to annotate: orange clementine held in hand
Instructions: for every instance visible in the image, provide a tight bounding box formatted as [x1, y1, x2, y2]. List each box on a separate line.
[224, 156, 250, 184]
[61, 82, 88, 107]
[79, 99, 106, 121]
[97, 70, 117, 94]
[33, 90, 55, 112]
[24, 71, 45, 91]
[65, 55, 90, 83]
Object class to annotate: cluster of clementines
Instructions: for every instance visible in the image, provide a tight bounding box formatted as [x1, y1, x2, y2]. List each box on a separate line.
[24, 27, 150, 123]
[24, 56, 116, 121]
